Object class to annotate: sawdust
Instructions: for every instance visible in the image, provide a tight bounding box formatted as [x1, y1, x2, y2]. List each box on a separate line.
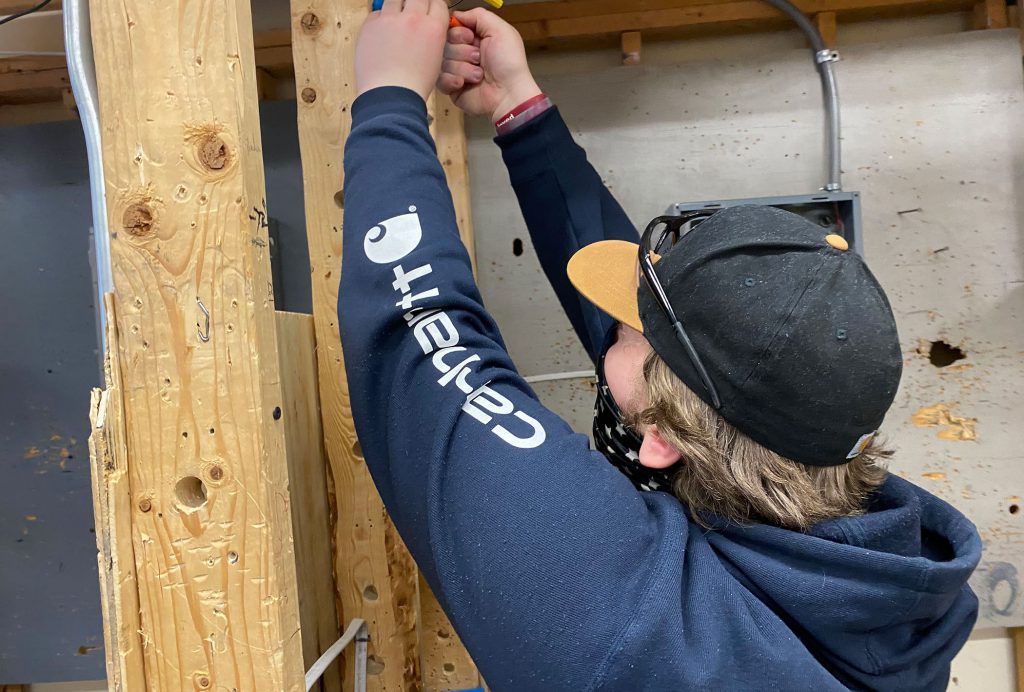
[921, 472, 947, 481]
[23, 446, 41, 459]
[911, 403, 978, 441]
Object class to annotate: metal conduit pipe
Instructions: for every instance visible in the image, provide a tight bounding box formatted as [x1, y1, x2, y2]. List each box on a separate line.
[761, 0, 843, 191]
[63, 0, 113, 349]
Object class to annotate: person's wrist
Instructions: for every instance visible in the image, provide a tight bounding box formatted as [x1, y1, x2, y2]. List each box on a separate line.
[490, 77, 543, 125]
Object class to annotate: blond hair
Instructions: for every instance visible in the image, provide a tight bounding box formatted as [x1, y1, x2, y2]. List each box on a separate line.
[633, 352, 890, 531]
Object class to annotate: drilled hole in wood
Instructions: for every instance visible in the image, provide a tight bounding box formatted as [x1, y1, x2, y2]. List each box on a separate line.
[227, 550, 239, 564]
[928, 340, 966, 368]
[273, 406, 282, 421]
[352, 440, 363, 458]
[301, 87, 317, 104]
[175, 476, 208, 509]
[1010, 504, 1020, 515]
[512, 238, 524, 257]
[334, 189, 345, 208]
[363, 584, 379, 601]
[366, 655, 385, 675]
[443, 663, 456, 674]
[437, 628, 450, 640]
[122, 204, 154, 237]
[197, 134, 228, 170]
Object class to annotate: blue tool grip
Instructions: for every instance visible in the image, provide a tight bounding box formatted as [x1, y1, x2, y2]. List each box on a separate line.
[372, 0, 384, 9]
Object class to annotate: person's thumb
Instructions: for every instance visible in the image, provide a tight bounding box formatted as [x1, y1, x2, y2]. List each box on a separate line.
[452, 7, 503, 37]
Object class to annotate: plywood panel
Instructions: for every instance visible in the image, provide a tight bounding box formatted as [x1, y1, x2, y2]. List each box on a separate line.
[468, 29, 1024, 627]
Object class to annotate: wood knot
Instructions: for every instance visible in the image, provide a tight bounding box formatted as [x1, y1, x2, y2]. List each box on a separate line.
[301, 12, 321, 34]
[122, 204, 154, 237]
[197, 135, 229, 170]
[301, 87, 317, 103]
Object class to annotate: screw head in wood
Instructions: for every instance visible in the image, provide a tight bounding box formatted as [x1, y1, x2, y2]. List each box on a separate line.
[138, 498, 152, 513]
[208, 465, 224, 481]
[301, 87, 317, 103]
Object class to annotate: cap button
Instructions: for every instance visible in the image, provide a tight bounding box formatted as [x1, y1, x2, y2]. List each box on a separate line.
[825, 234, 849, 251]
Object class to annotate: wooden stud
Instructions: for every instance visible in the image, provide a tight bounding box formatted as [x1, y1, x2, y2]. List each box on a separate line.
[88, 0, 304, 688]
[622, 31, 643, 65]
[1014, 627, 1024, 692]
[277, 311, 343, 690]
[87, 294, 147, 692]
[815, 11, 838, 48]
[289, 2, 421, 690]
[419, 575, 481, 691]
[432, 96, 479, 275]
[973, 0, 1009, 28]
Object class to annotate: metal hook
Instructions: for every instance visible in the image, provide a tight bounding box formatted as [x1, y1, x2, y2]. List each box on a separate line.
[197, 297, 210, 343]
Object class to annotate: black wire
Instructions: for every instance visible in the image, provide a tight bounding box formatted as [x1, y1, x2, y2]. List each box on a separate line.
[447, 0, 468, 8]
[0, 0, 53, 26]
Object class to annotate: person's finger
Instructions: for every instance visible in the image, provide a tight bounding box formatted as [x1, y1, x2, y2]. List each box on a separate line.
[404, 0, 429, 13]
[447, 26, 476, 45]
[444, 41, 480, 65]
[437, 72, 465, 95]
[427, 0, 447, 16]
[451, 8, 497, 35]
[442, 59, 483, 83]
[380, 0, 401, 14]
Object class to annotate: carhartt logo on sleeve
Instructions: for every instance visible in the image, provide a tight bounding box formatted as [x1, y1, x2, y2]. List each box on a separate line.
[364, 206, 423, 264]
[362, 206, 547, 450]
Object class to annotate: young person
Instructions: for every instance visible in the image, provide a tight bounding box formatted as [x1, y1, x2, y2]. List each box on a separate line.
[341, 2, 982, 688]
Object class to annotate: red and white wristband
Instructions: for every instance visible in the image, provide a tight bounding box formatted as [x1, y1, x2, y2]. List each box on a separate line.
[494, 93, 553, 135]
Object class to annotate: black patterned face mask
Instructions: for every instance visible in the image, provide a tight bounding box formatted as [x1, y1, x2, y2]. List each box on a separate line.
[594, 330, 677, 493]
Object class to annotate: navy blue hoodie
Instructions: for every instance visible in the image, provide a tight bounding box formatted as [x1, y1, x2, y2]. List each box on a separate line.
[338, 87, 982, 691]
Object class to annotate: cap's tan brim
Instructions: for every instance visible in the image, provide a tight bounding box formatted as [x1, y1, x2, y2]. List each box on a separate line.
[567, 240, 646, 334]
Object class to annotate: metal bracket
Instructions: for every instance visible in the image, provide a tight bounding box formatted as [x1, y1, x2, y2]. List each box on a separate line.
[816, 49, 841, 64]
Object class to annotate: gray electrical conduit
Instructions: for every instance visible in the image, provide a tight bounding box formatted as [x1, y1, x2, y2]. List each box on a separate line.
[761, 0, 843, 192]
[63, 0, 112, 349]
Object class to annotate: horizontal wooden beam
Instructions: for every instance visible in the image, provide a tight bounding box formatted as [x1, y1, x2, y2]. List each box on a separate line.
[0, 0, 981, 111]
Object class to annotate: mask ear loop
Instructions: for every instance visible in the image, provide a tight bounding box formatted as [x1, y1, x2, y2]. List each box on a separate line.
[638, 213, 723, 410]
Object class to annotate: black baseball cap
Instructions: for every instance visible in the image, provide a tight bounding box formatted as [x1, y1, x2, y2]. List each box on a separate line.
[567, 205, 902, 467]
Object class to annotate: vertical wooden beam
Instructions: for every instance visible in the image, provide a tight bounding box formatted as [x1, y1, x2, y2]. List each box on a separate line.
[621, 31, 643, 65]
[815, 12, 838, 48]
[277, 311, 343, 691]
[973, 0, 1009, 28]
[88, 294, 147, 692]
[290, 2, 421, 690]
[1013, 627, 1024, 692]
[88, 0, 304, 689]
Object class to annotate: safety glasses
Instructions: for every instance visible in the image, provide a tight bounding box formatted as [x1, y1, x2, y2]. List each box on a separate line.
[638, 212, 722, 409]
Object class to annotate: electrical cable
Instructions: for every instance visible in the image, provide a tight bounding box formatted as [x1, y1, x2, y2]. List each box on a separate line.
[0, 0, 54, 26]
[760, 0, 843, 191]
[305, 619, 368, 691]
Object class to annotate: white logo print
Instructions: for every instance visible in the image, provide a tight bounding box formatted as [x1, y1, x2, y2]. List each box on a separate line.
[364, 206, 423, 264]
[365, 204, 547, 451]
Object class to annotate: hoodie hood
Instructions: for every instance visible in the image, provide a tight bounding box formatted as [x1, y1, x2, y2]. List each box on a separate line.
[707, 474, 982, 690]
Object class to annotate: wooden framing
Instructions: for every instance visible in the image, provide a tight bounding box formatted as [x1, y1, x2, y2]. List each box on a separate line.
[1, 0, 1009, 114]
[48, 0, 1024, 686]
[87, 0, 306, 688]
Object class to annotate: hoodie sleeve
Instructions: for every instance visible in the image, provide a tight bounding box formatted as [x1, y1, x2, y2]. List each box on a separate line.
[339, 87, 671, 690]
[496, 107, 639, 362]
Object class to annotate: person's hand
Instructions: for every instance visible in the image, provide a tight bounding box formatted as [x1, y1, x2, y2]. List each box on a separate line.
[355, 0, 450, 101]
[437, 8, 542, 123]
